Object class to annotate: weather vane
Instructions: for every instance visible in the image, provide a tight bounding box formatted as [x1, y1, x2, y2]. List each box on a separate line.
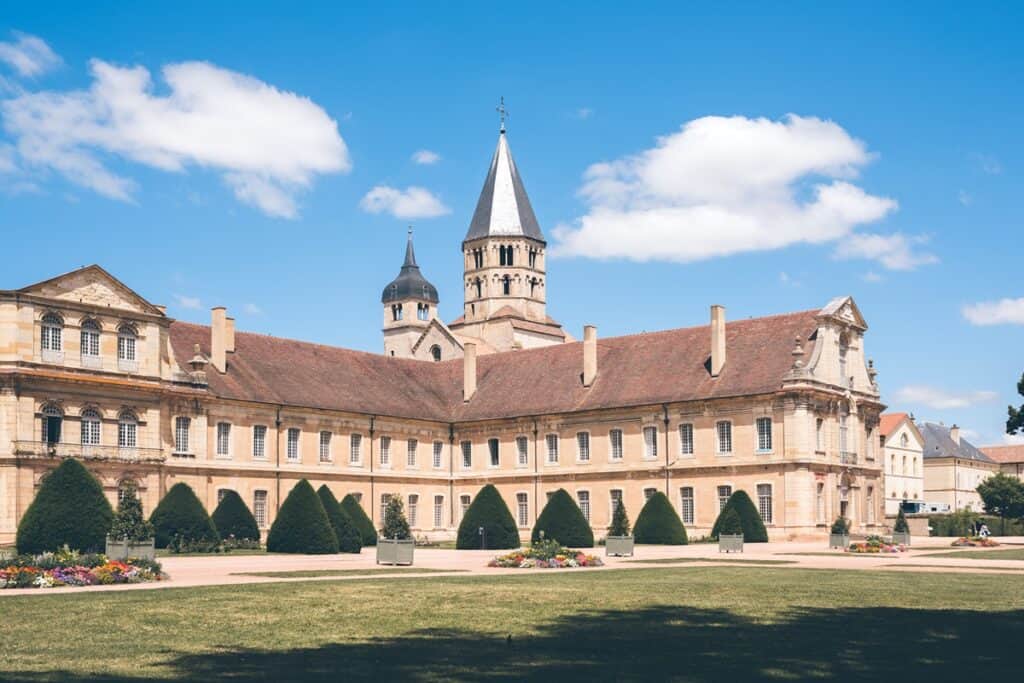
[496, 96, 508, 133]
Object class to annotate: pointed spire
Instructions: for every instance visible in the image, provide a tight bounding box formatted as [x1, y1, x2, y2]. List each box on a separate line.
[404, 226, 417, 267]
[381, 228, 438, 304]
[464, 131, 544, 243]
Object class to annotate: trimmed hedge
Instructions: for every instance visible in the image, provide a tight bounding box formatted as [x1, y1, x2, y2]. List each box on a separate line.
[633, 492, 688, 545]
[211, 490, 260, 542]
[16, 458, 114, 554]
[317, 485, 362, 554]
[531, 489, 594, 548]
[717, 507, 743, 535]
[149, 482, 219, 549]
[341, 494, 377, 546]
[456, 484, 520, 549]
[711, 490, 769, 542]
[267, 480, 338, 554]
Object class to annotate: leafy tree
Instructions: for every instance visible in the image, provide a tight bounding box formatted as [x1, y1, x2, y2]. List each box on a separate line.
[717, 507, 743, 535]
[317, 485, 362, 553]
[381, 494, 411, 540]
[267, 479, 338, 554]
[893, 508, 909, 533]
[341, 494, 377, 546]
[1008, 372, 1024, 436]
[531, 489, 594, 548]
[16, 458, 114, 554]
[711, 490, 768, 542]
[211, 490, 260, 542]
[109, 482, 154, 542]
[608, 498, 631, 537]
[456, 484, 520, 549]
[977, 472, 1024, 535]
[633, 492, 687, 544]
[831, 517, 851, 535]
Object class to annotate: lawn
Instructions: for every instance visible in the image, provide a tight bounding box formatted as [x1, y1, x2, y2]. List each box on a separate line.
[625, 557, 795, 565]
[920, 547, 1024, 560]
[2, 567, 1023, 680]
[232, 568, 463, 578]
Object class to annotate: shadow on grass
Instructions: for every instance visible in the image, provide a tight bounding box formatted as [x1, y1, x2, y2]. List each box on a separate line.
[4, 604, 1022, 681]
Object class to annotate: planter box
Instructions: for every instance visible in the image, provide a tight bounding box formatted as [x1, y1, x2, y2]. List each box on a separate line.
[829, 533, 850, 549]
[376, 538, 415, 566]
[891, 531, 911, 546]
[106, 537, 156, 561]
[719, 534, 744, 553]
[605, 536, 635, 557]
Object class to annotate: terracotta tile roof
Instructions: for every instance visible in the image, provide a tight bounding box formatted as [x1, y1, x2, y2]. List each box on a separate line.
[169, 308, 820, 423]
[508, 318, 567, 338]
[980, 444, 1024, 464]
[879, 412, 909, 436]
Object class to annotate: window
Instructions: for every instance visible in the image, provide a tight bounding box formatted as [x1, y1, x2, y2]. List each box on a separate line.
[253, 425, 267, 459]
[516, 436, 529, 466]
[488, 438, 500, 467]
[576, 432, 590, 461]
[528, 248, 537, 268]
[577, 491, 590, 523]
[516, 492, 529, 526]
[41, 313, 63, 357]
[680, 487, 694, 525]
[407, 439, 418, 467]
[610, 489, 623, 519]
[417, 303, 429, 321]
[253, 491, 268, 527]
[609, 429, 623, 460]
[900, 433, 909, 447]
[391, 303, 403, 321]
[460, 494, 471, 520]
[117, 324, 137, 370]
[502, 275, 511, 295]
[679, 424, 694, 456]
[379, 436, 391, 466]
[41, 404, 62, 444]
[430, 345, 442, 362]
[80, 319, 100, 362]
[217, 488, 230, 504]
[816, 482, 825, 522]
[287, 428, 300, 461]
[461, 440, 472, 468]
[757, 484, 773, 524]
[433, 495, 444, 527]
[716, 421, 732, 454]
[380, 493, 392, 524]
[408, 494, 419, 527]
[319, 431, 332, 463]
[838, 334, 849, 385]
[902, 455, 907, 475]
[643, 426, 658, 459]
[718, 485, 732, 511]
[81, 409, 101, 447]
[432, 440, 444, 468]
[117, 411, 137, 449]
[839, 413, 849, 454]
[816, 418, 824, 451]
[867, 486, 875, 524]
[474, 278, 482, 298]
[644, 487, 657, 501]
[545, 434, 559, 464]
[216, 422, 231, 456]
[756, 417, 773, 452]
[173, 416, 190, 454]
[350, 434, 362, 463]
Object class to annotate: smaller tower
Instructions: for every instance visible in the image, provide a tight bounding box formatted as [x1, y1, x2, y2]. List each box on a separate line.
[382, 229, 439, 358]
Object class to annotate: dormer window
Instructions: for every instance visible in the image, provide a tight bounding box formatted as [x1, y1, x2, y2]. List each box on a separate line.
[117, 324, 138, 371]
[41, 313, 63, 362]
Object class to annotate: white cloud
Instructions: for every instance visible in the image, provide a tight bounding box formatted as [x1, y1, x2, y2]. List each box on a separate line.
[957, 190, 972, 206]
[962, 297, 1024, 326]
[0, 143, 15, 173]
[1, 58, 349, 217]
[833, 232, 939, 271]
[973, 153, 1002, 175]
[1003, 433, 1024, 445]
[862, 271, 883, 283]
[359, 185, 450, 219]
[576, 107, 593, 120]
[893, 385, 998, 410]
[550, 114, 898, 262]
[0, 32, 61, 78]
[173, 294, 202, 310]
[411, 149, 441, 165]
[243, 303, 263, 315]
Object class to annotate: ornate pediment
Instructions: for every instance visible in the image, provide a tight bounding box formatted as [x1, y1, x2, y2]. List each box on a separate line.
[817, 296, 867, 330]
[19, 265, 164, 317]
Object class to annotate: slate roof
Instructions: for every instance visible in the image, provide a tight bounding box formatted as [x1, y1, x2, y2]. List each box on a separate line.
[381, 232, 439, 304]
[979, 444, 1024, 464]
[464, 132, 544, 243]
[918, 422, 995, 462]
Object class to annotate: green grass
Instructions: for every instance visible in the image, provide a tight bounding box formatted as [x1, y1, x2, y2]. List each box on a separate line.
[779, 551, 904, 558]
[890, 564, 1024, 573]
[919, 548, 1024, 560]
[232, 568, 463, 578]
[2, 567, 1023, 680]
[625, 557, 796, 565]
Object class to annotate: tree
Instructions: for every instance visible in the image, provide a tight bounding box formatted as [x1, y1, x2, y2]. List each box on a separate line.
[893, 508, 909, 533]
[109, 482, 154, 542]
[211, 490, 260, 542]
[16, 458, 114, 554]
[711, 490, 769, 542]
[1008, 372, 1024, 436]
[977, 472, 1024, 535]
[317, 485, 362, 553]
[608, 498, 631, 537]
[267, 479, 339, 554]
[717, 507, 743, 536]
[149, 482, 220, 549]
[381, 494, 411, 540]
[633, 492, 687, 544]
[341, 494, 377, 546]
[456, 484, 520, 549]
[531, 489, 594, 548]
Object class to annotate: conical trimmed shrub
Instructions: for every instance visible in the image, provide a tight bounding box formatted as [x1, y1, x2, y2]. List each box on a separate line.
[267, 480, 339, 554]
[456, 484, 520, 549]
[609, 498, 631, 537]
[711, 490, 768, 542]
[149, 482, 219, 549]
[317, 485, 362, 553]
[341, 494, 377, 546]
[381, 495, 411, 540]
[893, 508, 909, 533]
[717, 506, 743, 535]
[633, 491, 688, 544]
[211, 490, 260, 542]
[16, 458, 114, 554]
[531, 488, 594, 548]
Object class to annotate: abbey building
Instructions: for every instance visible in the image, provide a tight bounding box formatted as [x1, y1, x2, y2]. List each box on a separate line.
[0, 127, 886, 544]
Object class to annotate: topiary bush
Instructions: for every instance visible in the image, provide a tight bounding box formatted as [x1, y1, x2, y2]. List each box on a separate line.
[893, 508, 909, 533]
[109, 482, 154, 542]
[831, 516, 851, 535]
[317, 485, 362, 553]
[608, 498, 631, 537]
[341, 494, 377, 546]
[267, 480, 338, 554]
[717, 507, 743, 535]
[149, 482, 219, 549]
[16, 458, 114, 554]
[711, 490, 769, 542]
[211, 490, 260, 542]
[633, 492, 688, 545]
[456, 484, 520, 549]
[531, 489, 594, 548]
[381, 494, 411, 540]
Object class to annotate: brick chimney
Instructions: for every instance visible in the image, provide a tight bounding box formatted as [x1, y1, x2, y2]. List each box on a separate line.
[583, 325, 597, 387]
[226, 317, 236, 353]
[211, 307, 227, 373]
[463, 342, 477, 402]
[710, 305, 726, 377]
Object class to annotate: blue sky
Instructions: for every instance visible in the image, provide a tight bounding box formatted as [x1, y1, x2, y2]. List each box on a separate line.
[1, 2, 1021, 445]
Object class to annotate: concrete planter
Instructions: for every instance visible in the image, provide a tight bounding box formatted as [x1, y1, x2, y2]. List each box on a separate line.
[829, 533, 850, 549]
[376, 538, 415, 566]
[891, 531, 911, 546]
[105, 537, 156, 561]
[605, 536, 635, 557]
[719, 534, 744, 553]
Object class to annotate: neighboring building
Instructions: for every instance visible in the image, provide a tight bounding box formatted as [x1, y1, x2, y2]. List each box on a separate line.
[979, 444, 1024, 482]
[920, 422, 999, 512]
[879, 412, 924, 514]
[0, 125, 887, 544]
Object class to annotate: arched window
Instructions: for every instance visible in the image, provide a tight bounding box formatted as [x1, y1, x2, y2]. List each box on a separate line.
[900, 433, 908, 447]
[117, 410, 138, 450]
[430, 345, 442, 362]
[41, 313, 63, 359]
[392, 303, 403, 321]
[499, 245, 507, 266]
[502, 275, 511, 296]
[506, 245, 513, 266]
[529, 277, 538, 296]
[80, 319, 101, 363]
[81, 408, 101, 447]
[41, 404, 63, 444]
[117, 324, 137, 370]
[474, 278, 482, 298]
[417, 303, 429, 321]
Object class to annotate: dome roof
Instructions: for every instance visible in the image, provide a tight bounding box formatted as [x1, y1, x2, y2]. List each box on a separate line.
[381, 231, 439, 304]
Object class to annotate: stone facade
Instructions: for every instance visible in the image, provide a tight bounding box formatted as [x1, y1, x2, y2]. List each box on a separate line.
[879, 413, 925, 514]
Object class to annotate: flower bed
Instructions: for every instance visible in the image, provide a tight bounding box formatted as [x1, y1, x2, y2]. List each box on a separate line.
[951, 536, 1000, 548]
[489, 539, 603, 569]
[1, 546, 165, 589]
[846, 535, 906, 554]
